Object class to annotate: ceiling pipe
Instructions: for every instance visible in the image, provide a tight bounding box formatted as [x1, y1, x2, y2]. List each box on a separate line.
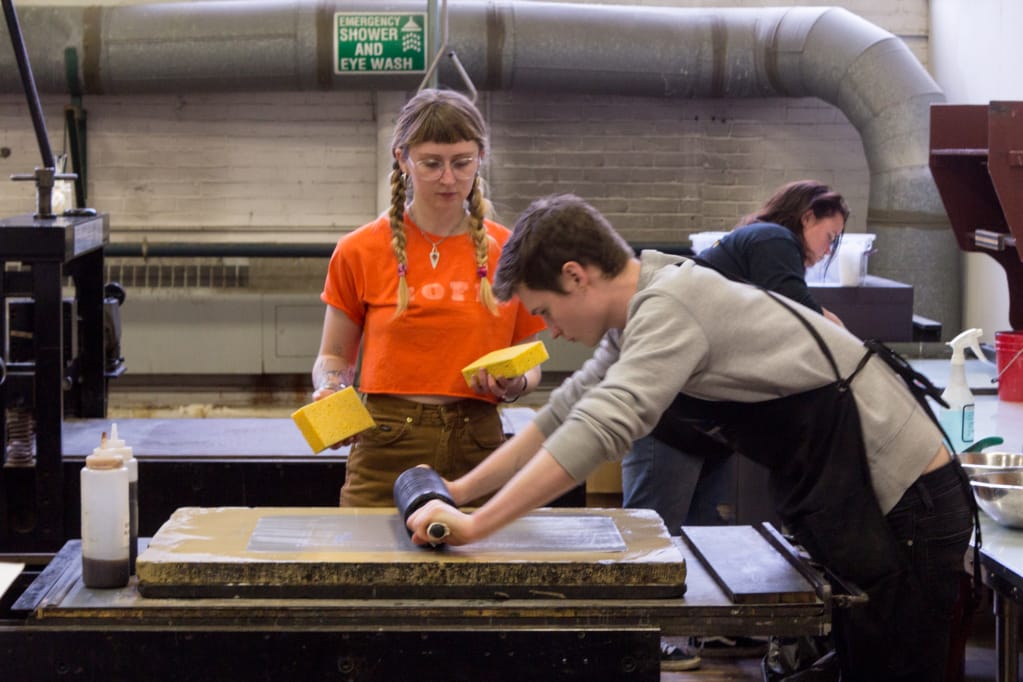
[0, 1, 958, 326]
[0, 1, 946, 221]
[451, 3, 947, 226]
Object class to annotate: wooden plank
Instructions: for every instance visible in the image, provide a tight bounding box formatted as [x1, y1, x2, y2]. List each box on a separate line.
[680, 526, 816, 604]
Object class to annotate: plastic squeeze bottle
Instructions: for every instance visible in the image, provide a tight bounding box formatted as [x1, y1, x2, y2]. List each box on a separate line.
[101, 423, 138, 573]
[81, 433, 130, 588]
[938, 328, 985, 453]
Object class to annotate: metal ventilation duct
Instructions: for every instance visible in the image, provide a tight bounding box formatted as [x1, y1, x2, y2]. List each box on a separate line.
[0, 1, 958, 327]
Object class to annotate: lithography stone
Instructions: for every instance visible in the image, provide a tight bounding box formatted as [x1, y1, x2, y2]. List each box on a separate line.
[137, 507, 687, 599]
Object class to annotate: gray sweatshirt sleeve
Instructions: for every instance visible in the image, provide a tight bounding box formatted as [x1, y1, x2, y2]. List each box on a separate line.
[533, 332, 621, 439]
[535, 286, 712, 482]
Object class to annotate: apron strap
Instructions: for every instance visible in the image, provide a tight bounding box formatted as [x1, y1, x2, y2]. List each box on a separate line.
[842, 345, 875, 391]
[863, 338, 948, 413]
[762, 290, 844, 382]
[861, 338, 964, 455]
[688, 256, 843, 382]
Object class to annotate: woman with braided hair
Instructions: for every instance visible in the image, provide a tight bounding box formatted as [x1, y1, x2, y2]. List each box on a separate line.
[312, 89, 545, 507]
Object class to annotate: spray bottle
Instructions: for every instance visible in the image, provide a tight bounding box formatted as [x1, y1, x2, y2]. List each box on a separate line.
[938, 328, 985, 453]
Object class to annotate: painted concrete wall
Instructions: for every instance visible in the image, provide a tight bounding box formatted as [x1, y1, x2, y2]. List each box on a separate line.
[4, 2, 925, 242]
[0, 0, 928, 245]
[0, 0, 941, 374]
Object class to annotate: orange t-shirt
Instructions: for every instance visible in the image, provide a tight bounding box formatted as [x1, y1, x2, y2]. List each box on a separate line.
[321, 213, 546, 401]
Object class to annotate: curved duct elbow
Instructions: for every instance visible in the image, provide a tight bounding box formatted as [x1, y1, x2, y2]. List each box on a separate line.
[767, 8, 945, 221]
[440, 4, 945, 219]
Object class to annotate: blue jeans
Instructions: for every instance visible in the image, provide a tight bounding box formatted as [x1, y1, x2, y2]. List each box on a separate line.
[621, 434, 730, 535]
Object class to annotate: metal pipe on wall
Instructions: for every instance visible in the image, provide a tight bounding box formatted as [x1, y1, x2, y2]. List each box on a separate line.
[0, 1, 958, 329]
[0, 2, 944, 216]
[104, 243, 334, 258]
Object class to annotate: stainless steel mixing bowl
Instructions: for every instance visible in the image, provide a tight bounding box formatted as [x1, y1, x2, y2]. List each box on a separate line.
[958, 452, 1023, 478]
[971, 471, 1023, 528]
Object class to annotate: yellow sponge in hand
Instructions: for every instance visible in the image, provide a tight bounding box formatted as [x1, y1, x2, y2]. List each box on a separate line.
[291, 387, 376, 453]
[461, 341, 549, 387]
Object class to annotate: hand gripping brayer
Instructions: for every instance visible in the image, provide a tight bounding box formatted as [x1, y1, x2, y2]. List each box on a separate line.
[393, 466, 454, 547]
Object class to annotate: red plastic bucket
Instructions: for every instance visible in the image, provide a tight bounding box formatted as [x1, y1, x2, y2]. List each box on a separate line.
[995, 330, 1023, 402]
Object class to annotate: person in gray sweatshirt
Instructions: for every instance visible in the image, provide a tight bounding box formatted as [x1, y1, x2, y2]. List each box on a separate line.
[405, 193, 974, 682]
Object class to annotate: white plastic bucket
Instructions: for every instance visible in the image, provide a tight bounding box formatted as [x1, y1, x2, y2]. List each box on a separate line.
[805, 233, 875, 286]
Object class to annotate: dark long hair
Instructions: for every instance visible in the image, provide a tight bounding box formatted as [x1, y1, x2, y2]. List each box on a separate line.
[738, 180, 850, 261]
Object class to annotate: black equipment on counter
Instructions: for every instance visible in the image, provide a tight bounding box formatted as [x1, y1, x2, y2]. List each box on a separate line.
[393, 466, 454, 546]
[102, 282, 126, 374]
[2, 0, 113, 554]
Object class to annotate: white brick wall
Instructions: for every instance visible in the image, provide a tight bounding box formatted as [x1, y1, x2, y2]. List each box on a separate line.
[1, 0, 917, 247]
[1, 92, 379, 239]
[0, 0, 926, 374]
[0, 91, 872, 248]
[486, 94, 869, 243]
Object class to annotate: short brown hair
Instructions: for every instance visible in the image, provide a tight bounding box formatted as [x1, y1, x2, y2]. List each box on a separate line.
[493, 194, 633, 301]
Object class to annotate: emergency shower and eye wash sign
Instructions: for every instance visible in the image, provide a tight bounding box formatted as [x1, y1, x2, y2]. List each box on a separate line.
[335, 13, 427, 74]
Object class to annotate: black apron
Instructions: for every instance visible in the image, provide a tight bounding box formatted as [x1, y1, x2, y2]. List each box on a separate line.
[659, 288, 948, 680]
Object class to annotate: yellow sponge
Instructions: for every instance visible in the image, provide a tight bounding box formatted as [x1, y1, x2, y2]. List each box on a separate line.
[461, 341, 549, 387]
[291, 387, 376, 453]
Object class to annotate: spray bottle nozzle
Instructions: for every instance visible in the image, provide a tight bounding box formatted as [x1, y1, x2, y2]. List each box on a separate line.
[947, 328, 986, 365]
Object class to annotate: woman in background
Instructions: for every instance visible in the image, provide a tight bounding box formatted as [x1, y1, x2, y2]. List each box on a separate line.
[700, 180, 849, 325]
[624, 179, 851, 536]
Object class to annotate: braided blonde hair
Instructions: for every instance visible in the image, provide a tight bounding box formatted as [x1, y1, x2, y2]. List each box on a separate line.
[389, 89, 497, 317]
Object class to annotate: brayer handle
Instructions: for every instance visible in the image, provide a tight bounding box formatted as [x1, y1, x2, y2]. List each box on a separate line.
[393, 466, 455, 547]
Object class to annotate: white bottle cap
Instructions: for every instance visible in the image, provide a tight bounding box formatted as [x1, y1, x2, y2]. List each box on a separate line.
[101, 423, 134, 459]
[104, 423, 127, 449]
